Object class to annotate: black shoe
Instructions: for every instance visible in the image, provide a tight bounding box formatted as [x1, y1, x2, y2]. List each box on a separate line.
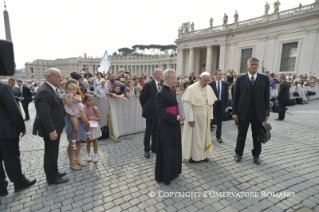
[189, 158, 195, 163]
[151, 149, 156, 153]
[58, 172, 67, 177]
[144, 152, 150, 159]
[14, 179, 36, 192]
[47, 177, 69, 185]
[24, 118, 30, 121]
[254, 157, 261, 165]
[274, 118, 283, 121]
[202, 158, 209, 162]
[234, 154, 242, 162]
[217, 138, 223, 143]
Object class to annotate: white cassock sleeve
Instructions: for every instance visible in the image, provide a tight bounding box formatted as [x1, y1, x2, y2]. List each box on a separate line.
[210, 106, 214, 120]
[183, 101, 194, 122]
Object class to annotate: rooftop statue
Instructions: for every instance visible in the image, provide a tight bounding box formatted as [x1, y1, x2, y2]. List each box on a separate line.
[234, 10, 239, 23]
[273, 0, 281, 13]
[191, 22, 194, 31]
[210, 17, 213, 27]
[265, 2, 270, 15]
[223, 13, 228, 25]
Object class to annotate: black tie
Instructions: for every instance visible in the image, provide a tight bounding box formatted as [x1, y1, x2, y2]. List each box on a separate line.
[217, 82, 220, 100]
[157, 83, 161, 91]
[55, 88, 59, 95]
[251, 76, 255, 86]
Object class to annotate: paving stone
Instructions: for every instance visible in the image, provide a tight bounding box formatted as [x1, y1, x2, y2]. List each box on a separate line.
[1, 100, 318, 212]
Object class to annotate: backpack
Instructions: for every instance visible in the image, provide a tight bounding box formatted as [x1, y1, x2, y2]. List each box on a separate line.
[98, 126, 109, 140]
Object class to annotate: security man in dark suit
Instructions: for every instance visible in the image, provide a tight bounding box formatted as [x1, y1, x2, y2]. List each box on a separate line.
[0, 81, 36, 196]
[17, 80, 33, 121]
[139, 69, 163, 159]
[232, 57, 270, 165]
[275, 75, 290, 121]
[33, 68, 68, 184]
[8, 78, 22, 110]
[209, 70, 229, 143]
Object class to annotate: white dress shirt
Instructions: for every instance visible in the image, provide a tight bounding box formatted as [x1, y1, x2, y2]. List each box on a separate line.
[215, 80, 222, 100]
[248, 72, 257, 82]
[45, 81, 59, 95]
[154, 79, 161, 91]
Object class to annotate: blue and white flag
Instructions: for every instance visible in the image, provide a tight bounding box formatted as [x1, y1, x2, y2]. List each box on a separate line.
[98, 50, 111, 74]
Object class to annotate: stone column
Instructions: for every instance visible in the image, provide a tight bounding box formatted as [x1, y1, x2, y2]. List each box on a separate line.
[206, 46, 213, 73]
[227, 43, 236, 72]
[188, 48, 194, 75]
[176, 48, 184, 75]
[218, 44, 226, 71]
[264, 36, 276, 73]
[256, 37, 267, 73]
[302, 29, 317, 76]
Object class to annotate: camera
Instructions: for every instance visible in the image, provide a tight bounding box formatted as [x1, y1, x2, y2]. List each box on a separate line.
[125, 71, 129, 74]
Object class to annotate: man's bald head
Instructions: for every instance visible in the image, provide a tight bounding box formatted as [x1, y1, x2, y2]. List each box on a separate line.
[153, 69, 163, 81]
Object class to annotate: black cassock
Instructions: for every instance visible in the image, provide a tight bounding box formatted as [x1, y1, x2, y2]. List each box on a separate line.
[155, 84, 182, 185]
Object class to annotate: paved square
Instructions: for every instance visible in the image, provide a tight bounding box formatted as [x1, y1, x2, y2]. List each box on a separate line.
[0, 100, 318, 212]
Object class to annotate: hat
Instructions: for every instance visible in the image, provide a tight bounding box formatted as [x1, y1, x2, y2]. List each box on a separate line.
[70, 72, 82, 80]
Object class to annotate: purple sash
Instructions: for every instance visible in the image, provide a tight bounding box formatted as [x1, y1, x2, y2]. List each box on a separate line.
[166, 106, 178, 115]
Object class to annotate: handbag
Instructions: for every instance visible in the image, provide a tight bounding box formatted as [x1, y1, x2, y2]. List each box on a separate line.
[257, 123, 272, 144]
[89, 121, 98, 128]
[85, 107, 98, 128]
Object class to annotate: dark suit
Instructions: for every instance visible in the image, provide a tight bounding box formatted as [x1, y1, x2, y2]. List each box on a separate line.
[20, 85, 33, 119]
[0, 81, 27, 190]
[209, 80, 229, 139]
[33, 82, 65, 181]
[233, 73, 270, 157]
[139, 79, 161, 152]
[277, 81, 290, 120]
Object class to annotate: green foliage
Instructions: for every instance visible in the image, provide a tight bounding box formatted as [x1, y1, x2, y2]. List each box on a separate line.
[118, 44, 177, 56]
[118, 47, 134, 56]
[112, 51, 118, 56]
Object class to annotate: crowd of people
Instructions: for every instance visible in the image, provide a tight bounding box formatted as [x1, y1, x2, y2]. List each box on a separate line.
[0, 57, 318, 194]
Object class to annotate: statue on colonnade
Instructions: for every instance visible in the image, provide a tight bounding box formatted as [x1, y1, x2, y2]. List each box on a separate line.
[223, 13, 228, 25]
[191, 22, 194, 31]
[265, 2, 270, 15]
[273, 0, 280, 13]
[209, 17, 213, 27]
[234, 10, 239, 23]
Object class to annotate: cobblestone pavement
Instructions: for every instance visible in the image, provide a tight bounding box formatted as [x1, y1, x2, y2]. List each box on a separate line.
[0, 100, 319, 212]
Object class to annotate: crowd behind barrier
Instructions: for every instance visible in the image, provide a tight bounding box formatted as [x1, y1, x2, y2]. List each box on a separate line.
[272, 86, 319, 101]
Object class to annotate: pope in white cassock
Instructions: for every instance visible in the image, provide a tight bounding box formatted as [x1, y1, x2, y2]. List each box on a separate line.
[182, 72, 217, 163]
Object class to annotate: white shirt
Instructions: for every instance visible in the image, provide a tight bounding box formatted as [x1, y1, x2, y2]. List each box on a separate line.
[215, 80, 222, 100]
[248, 72, 257, 82]
[45, 81, 59, 95]
[154, 79, 161, 91]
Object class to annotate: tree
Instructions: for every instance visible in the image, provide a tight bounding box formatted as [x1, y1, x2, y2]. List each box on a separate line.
[112, 51, 118, 56]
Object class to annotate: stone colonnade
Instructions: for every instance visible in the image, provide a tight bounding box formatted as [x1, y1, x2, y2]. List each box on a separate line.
[177, 45, 222, 76]
[111, 64, 177, 76]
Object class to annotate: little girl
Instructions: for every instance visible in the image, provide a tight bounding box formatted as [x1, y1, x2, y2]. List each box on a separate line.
[64, 83, 91, 149]
[83, 94, 102, 162]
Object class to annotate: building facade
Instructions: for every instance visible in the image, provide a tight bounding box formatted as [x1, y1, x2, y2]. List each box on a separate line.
[175, 1, 319, 76]
[25, 53, 177, 79]
[25, 1, 319, 79]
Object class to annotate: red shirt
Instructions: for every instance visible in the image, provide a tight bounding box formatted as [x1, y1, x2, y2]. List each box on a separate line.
[139, 77, 145, 87]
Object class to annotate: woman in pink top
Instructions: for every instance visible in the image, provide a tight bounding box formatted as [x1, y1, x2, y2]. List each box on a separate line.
[83, 94, 102, 162]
